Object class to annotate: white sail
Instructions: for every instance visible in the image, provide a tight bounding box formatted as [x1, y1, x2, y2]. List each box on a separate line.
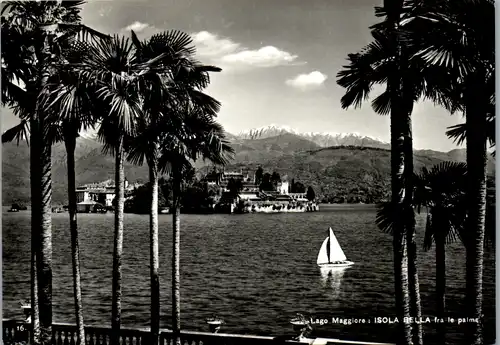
[328, 227, 347, 262]
[316, 237, 330, 264]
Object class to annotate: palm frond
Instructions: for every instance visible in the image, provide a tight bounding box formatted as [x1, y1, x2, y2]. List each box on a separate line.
[445, 123, 467, 146]
[375, 202, 395, 235]
[371, 89, 392, 115]
[2, 119, 29, 145]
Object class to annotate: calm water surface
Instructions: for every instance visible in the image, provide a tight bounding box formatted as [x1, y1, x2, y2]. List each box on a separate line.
[2, 205, 495, 344]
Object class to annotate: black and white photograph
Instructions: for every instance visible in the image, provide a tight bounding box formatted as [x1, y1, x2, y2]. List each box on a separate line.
[1, 1, 496, 345]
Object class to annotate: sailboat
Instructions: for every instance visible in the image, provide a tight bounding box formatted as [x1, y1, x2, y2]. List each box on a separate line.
[317, 227, 354, 267]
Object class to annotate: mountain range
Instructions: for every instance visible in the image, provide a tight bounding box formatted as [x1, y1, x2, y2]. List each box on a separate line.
[236, 125, 390, 149]
[2, 125, 495, 205]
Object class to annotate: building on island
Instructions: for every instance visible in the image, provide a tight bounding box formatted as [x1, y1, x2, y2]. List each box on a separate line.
[76, 179, 141, 208]
[202, 169, 314, 213]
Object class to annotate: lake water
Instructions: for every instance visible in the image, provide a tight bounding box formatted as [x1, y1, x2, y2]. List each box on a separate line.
[2, 205, 496, 344]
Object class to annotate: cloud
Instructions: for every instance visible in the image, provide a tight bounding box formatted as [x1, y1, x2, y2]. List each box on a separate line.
[120, 21, 160, 39]
[123, 21, 150, 33]
[191, 31, 301, 71]
[222, 46, 298, 68]
[285, 71, 327, 90]
[192, 31, 241, 58]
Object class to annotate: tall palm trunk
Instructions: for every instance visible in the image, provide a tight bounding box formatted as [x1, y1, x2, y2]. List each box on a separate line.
[148, 146, 160, 345]
[37, 123, 53, 345]
[384, 3, 412, 343]
[389, 84, 412, 345]
[402, 104, 423, 345]
[36, 34, 53, 345]
[172, 174, 181, 345]
[30, 117, 41, 345]
[111, 136, 125, 345]
[435, 225, 446, 344]
[64, 130, 85, 345]
[464, 71, 488, 345]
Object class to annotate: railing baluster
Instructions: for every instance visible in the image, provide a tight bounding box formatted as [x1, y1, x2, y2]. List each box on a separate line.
[64, 330, 70, 345]
[101, 333, 109, 345]
[89, 330, 95, 345]
[70, 330, 76, 345]
[52, 328, 57, 345]
[57, 328, 63, 345]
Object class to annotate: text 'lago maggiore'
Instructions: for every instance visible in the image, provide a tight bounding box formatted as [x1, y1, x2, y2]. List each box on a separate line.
[310, 317, 480, 326]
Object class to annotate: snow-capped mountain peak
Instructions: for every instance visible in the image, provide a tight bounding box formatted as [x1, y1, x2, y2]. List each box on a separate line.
[235, 125, 389, 148]
[237, 124, 298, 138]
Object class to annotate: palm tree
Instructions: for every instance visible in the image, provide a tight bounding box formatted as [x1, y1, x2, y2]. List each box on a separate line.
[42, 40, 106, 344]
[414, 162, 468, 343]
[336, 3, 430, 342]
[406, 1, 495, 342]
[69, 34, 154, 345]
[1, 2, 105, 343]
[157, 106, 233, 345]
[123, 29, 223, 345]
[1, 14, 40, 341]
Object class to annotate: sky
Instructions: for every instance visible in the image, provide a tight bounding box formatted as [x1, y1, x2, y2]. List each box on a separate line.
[1, 0, 465, 152]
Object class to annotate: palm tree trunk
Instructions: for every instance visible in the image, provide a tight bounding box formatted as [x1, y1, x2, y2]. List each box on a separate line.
[435, 232, 446, 344]
[37, 124, 53, 345]
[148, 148, 160, 345]
[172, 175, 181, 345]
[464, 72, 488, 345]
[30, 117, 41, 345]
[64, 132, 85, 345]
[403, 108, 423, 345]
[111, 136, 125, 345]
[36, 34, 54, 345]
[384, 2, 412, 342]
[389, 95, 412, 345]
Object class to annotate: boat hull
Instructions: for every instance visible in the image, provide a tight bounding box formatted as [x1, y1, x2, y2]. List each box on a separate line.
[318, 261, 354, 268]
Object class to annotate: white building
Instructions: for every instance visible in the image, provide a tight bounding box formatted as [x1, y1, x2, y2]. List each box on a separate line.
[277, 181, 289, 195]
[76, 179, 137, 207]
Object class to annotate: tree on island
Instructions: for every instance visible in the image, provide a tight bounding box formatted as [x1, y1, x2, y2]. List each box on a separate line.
[291, 180, 306, 193]
[182, 183, 213, 212]
[255, 166, 263, 185]
[227, 178, 243, 198]
[306, 186, 316, 201]
[125, 183, 168, 214]
[259, 172, 275, 191]
[271, 171, 281, 188]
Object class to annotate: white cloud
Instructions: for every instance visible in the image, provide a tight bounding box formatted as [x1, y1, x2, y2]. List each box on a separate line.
[285, 71, 327, 90]
[191, 31, 241, 58]
[120, 21, 161, 39]
[191, 31, 301, 71]
[222, 46, 298, 68]
[123, 21, 150, 33]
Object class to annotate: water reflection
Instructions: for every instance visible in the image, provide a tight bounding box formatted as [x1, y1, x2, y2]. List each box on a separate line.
[319, 267, 348, 298]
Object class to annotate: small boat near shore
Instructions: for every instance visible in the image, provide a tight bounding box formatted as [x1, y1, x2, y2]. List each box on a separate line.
[317, 227, 354, 268]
